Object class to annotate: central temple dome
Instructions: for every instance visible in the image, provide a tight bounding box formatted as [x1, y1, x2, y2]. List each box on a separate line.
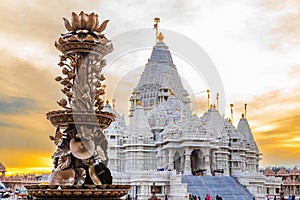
[129, 33, 190, 116]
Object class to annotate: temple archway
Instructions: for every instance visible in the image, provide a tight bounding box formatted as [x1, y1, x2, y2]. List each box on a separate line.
[174, 151, 181, 173]
[190, 149, 205, 175]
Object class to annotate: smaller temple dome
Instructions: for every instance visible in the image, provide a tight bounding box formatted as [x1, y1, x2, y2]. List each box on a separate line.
[237, 116, 258, 151]
[102, 101, 113, 113]
[161, 121, 182, 140]
[263, 168, 275, 176]
[276, 168, 289, 176]
[290, 167, 300, 175]
[128, 103, 153, 143]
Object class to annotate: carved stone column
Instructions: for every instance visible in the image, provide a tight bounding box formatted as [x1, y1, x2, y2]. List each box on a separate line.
[168, 149, 174, 170]
[203, 148, 211, 175]
[163, 150, 169, 170]
[156, 150, 163, 169]
[180, 153, 185, 173]
[183, 149, 191, 175]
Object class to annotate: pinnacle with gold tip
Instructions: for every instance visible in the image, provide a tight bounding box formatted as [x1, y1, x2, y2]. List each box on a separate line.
[157, 32, 164, 42]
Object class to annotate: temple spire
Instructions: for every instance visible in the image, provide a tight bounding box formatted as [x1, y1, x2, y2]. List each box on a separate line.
[206, 90, 210, 110]
[230, 103, 234, 122]
[154, 17, 160, 44]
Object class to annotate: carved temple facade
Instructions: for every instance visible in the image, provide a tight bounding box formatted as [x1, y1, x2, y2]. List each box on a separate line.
[106, 34, 260, 176]
[103, 33, 279, 200]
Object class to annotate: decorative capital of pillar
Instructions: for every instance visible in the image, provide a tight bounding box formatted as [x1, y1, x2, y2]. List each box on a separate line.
[184, 149, 191, 156]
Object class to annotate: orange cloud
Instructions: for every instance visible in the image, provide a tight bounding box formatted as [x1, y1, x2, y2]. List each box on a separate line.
[0, 112, 56, 174]
[1, 148, 53, 176]
[260, 0, 300, 48]
[0, 50, 60, 173]
[232, 81, 300, 167]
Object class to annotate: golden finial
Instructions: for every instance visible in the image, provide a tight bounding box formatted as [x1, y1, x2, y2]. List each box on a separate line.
[228, 118, 232, 123]
[106, 100, 109, 104]
[170, 90, 174, 96]
[230, 104, 234, 123]
[102, 85, 107, 103]
[242, 113, 245, 118]
[137, 100, 142, 106]
[244, 103, 247, 119]
[216, 93, 219, 110]
[206, 90, 210, 110]
[173, 120, 177, 125]
[154, 17, 160, 44]
[154, 17, 160, 23]
[112, 99, 116, 109]
[157, 32, 164, 42]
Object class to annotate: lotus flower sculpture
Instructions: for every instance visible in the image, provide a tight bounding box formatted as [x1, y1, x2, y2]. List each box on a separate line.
[63, 11, 109, 34]
[49, 11, 114, 128]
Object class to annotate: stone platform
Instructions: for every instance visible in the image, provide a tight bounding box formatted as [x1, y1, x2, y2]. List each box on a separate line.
[25, 184, 130, 200]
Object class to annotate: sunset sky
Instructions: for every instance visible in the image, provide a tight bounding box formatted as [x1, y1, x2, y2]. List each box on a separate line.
[0, 0, 300, 175]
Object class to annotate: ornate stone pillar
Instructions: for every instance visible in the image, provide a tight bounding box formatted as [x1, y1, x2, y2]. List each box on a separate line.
[168, 149, 174, 170]
[203, 148, 211, 175]
[183, 149, 191, 175]
[163, 150, 169, 170]
[156, 150, 163, 169]
[180, 154, 185, 173]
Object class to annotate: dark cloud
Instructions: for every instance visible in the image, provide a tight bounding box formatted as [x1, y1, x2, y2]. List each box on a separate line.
[0, 96, 39, 114]
[0, 121, 21, 128]
[0, 122, 16, 128]
[0, 130, 52, 152]
[0, 49, 61, 110]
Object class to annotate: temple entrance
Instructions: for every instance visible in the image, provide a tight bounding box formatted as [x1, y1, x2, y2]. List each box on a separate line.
[190, 149, 206, 175]
[174, 151, 181, 173]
